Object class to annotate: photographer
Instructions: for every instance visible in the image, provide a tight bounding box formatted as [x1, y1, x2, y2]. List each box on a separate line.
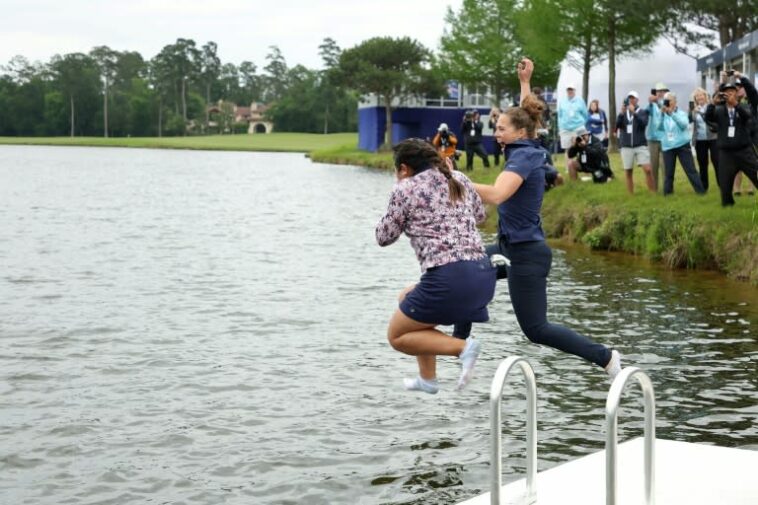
[732, 71, 758, 196]
[705, 82, 758, 206]
[432, 123, 459, 169]
[654, 92, 705, 196]
[461, 110, 490, 171]
[616, 90, 655, 193]
[566, 126, 613, 183]
[646, 82, 669, 191]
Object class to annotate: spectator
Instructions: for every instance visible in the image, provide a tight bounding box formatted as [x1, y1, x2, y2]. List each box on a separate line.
[432, 123, 459, 170]
[557, 83, 588, 170]
[586, 99, 609, 148]
[489, 107, 502, 166]
[654, 92, 705, 196]
[731, 71, 758, 196]
[646, 82, 669, 192]
[616, 90, 656, 193]
[567, 126, 613, 183]
[461, 110, 490, 171]
[531, 87, 553, 152]
[705, 82, 758, 206]
[690, 87, 719, 192]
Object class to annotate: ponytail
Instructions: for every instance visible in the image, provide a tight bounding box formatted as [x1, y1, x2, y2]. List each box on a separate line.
[393, 138, 465, 203]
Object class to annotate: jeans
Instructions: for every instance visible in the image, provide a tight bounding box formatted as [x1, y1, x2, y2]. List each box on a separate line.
[486, 239, 612, 368]
[662, 145, 705, 195]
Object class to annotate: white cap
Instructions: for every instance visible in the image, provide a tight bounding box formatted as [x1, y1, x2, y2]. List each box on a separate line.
[627, 90, 639, 99]
[438, 123, 448, 132]
[566, 83, 577, 90]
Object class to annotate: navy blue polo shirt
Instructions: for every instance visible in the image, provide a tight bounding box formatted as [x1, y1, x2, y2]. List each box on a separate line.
[497, 139, 546, 244]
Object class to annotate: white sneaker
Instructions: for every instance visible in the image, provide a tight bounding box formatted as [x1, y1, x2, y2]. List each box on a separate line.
[605, 350, 622, 380]
[403, 376, 439, 395]
[457, 338, 481, 390]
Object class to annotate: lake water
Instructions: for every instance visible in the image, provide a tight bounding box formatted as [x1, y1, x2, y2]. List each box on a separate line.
[0, 145, 756, 505]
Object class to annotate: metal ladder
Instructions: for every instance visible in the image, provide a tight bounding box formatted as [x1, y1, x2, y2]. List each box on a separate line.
[489, 356, 656, 505]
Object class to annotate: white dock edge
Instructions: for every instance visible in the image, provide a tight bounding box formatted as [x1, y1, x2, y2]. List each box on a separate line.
[457, 437, 758, 505]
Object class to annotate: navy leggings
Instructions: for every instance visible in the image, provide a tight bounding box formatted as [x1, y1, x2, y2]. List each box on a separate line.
[486, 238, 612, 368]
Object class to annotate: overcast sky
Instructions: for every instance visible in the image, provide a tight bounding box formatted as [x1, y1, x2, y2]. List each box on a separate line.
[0, 0, 464, 69]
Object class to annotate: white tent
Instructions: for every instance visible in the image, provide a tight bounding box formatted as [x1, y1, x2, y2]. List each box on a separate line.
[556, 39, 707, 115]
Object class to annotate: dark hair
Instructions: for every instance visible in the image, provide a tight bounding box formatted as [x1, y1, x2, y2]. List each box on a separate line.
[392, 138, 464, 203]
[505, 94, 544, 137]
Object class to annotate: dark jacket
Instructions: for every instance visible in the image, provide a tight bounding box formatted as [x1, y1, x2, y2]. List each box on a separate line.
[615, 107, 649, 148]
[567, 135, 613, 183]
[461, 119, 484, 145]
[705, 102, 755, 150]
[737, 76, 758, 142]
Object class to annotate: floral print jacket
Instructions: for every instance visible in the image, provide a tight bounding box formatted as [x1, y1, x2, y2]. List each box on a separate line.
[375, 168, 487, 272]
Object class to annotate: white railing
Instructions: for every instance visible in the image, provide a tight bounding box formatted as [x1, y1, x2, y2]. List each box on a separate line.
[605, 367, 656, 505]
[489, 356, 538, 505]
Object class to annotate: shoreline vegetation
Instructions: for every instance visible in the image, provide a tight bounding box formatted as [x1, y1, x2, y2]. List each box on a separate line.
[3, 133, 756, 284]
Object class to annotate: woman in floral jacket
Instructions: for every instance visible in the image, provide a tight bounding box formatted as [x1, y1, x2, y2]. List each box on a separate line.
[376, 138, 496, 394]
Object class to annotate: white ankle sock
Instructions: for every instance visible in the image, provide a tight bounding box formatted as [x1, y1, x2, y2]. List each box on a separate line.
[403, 376, 439, 394]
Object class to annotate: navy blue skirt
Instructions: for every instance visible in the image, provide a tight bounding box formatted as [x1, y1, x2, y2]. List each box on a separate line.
[400, 257, 497, 326]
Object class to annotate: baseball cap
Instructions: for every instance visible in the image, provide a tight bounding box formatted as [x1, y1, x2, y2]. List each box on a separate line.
[566, 83, 577, 90]
[438, 123, 448, 132]
[574, 126, 590, 137]
[720, 82, 737, 91]
[627, 90, 639, 99]
[735, 78, 744, 87]
[654, 82, 669, 91]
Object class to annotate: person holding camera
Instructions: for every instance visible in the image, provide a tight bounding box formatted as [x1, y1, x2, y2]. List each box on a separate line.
[616, 90, 656, 194]
[566, 126, 613, 183]
[690, 87, 720, 192]
[558, 83, 588, 171]
[705, 82, 758, 206]
[654, 92, 705, 195]
[646, 83, 669, 191]
[461, 110, 490, 171]
[432, 123, 459, 170]
[731, 71, 758, 196]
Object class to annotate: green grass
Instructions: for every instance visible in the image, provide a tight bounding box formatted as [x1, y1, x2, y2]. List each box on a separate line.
[0, 132, 357, 153]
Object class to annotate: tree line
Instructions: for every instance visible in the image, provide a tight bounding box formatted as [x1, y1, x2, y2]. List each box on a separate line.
[0, 0, 753, 144]
[0, 37, 358, 137]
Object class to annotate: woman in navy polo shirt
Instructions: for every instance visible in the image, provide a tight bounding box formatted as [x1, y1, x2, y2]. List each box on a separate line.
[376, 138, 497, 394]
[473, 59, 622, 379]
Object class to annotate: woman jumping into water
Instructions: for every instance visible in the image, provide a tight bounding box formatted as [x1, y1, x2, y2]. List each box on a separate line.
[474, 59, 622, 379]
[376, 139, 497, 394]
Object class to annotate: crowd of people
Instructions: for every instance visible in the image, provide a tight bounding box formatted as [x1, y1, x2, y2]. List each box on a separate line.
[557, 73, 758, 204]
[430, 71, 757, 206]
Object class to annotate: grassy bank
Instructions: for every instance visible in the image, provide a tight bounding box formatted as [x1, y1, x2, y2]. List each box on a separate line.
[0, 133, 357, 153]
[312, 143, 758, 284]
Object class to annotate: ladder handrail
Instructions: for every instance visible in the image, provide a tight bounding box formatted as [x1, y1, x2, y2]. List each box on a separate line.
[605, 366, 656, 505]
[490, 356, 537, 505]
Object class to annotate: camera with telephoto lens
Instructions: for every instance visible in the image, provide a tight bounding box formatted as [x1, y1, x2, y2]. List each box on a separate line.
[650, 88, 657, 96]
[439, 130, 450, 145]
[663, 99, 671, 107]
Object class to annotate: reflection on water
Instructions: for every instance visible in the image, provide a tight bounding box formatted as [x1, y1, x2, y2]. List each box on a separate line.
[0, 146, 755, 505]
